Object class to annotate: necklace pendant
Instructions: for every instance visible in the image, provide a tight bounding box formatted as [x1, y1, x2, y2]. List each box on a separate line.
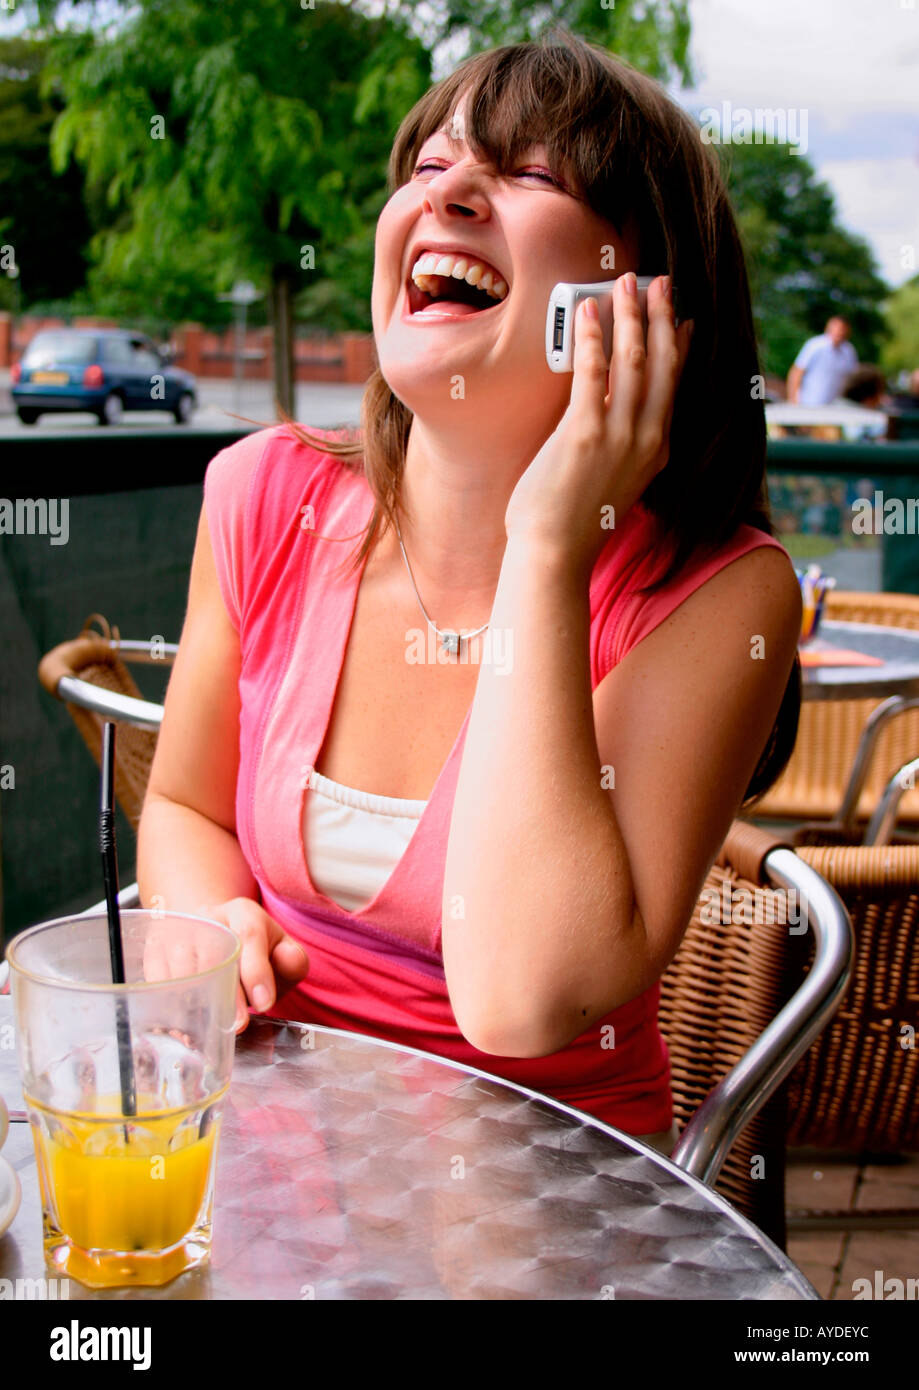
[441, 630, 460, 655]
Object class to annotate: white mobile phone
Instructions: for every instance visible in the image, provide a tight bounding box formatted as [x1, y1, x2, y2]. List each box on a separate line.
[546, 276, 672, 373]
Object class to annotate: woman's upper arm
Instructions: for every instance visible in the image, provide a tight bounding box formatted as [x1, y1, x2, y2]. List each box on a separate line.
[592, 545, 802, 980]
[145, 502, 243, 834]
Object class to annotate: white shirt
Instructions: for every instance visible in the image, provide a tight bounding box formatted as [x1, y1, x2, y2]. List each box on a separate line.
[794, 334, 858, 406]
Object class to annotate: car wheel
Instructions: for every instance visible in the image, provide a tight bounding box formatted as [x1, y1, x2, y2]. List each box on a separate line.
[16, 409, 39, 425]
[173, 392, 195, 424]
[97, 393, 124, 426]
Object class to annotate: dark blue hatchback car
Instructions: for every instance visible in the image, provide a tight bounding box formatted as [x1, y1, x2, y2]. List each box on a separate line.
[11, 328, 197, 425]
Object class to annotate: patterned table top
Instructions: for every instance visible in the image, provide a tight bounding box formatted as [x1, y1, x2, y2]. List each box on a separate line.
[0, 1003, 817, 1300]
[803, 619, 919, 701]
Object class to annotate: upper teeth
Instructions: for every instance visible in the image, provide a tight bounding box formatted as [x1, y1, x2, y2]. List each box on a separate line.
[411, 252, 508, 302]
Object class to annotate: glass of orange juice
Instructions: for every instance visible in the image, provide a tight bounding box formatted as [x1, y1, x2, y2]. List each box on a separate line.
[6, 910, 239, 1289]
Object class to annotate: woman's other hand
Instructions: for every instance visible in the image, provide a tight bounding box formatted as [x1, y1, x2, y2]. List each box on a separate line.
[504, 273, 693, 576]
[196, 899, 310, 1034]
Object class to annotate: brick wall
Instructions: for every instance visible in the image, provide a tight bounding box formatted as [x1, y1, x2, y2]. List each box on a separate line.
[0, 312, 378, 384]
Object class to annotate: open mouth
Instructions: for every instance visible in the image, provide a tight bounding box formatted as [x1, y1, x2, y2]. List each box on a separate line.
[405, 263, 509, 318]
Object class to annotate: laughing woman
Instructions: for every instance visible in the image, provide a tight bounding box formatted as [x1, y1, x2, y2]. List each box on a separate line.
[137, 30, 802, 1156]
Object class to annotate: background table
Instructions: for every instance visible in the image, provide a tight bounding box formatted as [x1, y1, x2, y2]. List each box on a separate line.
[802, 619, 919, 702]
[0, 1001, 817, 1300]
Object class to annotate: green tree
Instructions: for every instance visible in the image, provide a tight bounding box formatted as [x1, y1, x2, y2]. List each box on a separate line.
[0, 34, 95, 312]
[413, 0, 692, 84]
[881, 274, 919, 377]
[34, 1, 431, 411]
[717, 140, 887, 379]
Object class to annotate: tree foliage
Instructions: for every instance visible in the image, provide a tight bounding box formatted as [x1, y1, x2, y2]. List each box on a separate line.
[717, 140, 888, 379]
[880, 275, 919, 377]
[0, 34, 95, 312]
[35, 1, 430, 340]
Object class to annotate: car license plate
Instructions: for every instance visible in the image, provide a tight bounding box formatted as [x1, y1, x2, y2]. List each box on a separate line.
[31, 371, 69, 384]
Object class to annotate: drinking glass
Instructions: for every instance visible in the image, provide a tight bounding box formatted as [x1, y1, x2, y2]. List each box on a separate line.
[6, 910, 239, 1288]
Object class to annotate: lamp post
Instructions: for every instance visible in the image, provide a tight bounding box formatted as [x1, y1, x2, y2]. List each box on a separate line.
[217, 280, 264, 413]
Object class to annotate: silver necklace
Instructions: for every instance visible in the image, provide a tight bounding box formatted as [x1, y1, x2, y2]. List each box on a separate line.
[393, 513, 490, 655]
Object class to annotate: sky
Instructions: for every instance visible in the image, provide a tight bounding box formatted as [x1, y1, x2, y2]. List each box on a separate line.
[675, 0, 919, 289]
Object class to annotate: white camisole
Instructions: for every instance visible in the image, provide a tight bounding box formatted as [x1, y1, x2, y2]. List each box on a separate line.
[302, 767, 426, 913]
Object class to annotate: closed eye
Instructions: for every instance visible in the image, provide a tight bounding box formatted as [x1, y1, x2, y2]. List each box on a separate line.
[412, 161, 562, 187]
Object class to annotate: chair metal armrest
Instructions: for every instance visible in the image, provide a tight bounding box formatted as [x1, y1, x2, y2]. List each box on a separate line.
[80, 882, 143, 915]
[55, 676, 165, 730]
[836, 694, 919, 828]
[40, 637, 175, 731]
[670, 849, 853, 1186]
[864, 756, 919, 845]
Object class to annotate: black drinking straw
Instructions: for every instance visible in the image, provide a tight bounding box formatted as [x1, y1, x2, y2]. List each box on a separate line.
[100, 721, 136, 1121]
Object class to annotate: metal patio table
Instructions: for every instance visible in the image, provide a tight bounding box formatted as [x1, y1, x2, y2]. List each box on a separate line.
[0, 1000, 817, 1301]
[801, 619, 919, 702]
[799, 618, 919, 834]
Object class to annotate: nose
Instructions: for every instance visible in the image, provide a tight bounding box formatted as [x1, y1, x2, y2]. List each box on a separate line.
[421, 160, 491, 220]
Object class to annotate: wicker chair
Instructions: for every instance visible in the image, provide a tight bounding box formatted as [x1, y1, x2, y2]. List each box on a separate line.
[661, 822, 852, 1249]
[774, 815, 919, 1230]
[39, 623, 854, 1253]
[37, 614, 174, 832]
[753, 590, 919, 826]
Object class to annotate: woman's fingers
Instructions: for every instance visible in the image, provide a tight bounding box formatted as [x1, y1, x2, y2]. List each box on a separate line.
[270, 936, 310, 986]
[606, 272, 648, 437]
[235, 981, 250, 1034]
[140, 900, 307, 1034]
[228, 900, 309, 1014]
[195, 898, 309, 1027]
[641, 277, 690, 457]
[142, 919, 200, 981]
[567, 295, 610, 436]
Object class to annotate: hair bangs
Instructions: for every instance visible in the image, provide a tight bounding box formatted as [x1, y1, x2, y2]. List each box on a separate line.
[388, 40, 646, 234]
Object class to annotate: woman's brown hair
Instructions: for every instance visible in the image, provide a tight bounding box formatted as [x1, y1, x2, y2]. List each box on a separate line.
[247, 25, 801, 806]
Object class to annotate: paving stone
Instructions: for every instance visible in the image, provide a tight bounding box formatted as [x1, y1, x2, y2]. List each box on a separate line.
[787, 1230, 846, 1271]
[786, 1159, 859, 1210]
[837, 1230, 919, 1300]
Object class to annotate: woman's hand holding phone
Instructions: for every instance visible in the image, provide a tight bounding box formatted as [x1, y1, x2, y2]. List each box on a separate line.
[505, 272, 693, 577]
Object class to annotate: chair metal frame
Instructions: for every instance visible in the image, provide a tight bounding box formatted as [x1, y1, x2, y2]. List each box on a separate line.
[834, 694, 919, 835]
[52, 639, 177, 731]
[671, 849, 852, 1186]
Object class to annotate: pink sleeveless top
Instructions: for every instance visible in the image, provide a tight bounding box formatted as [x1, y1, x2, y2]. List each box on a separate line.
[204, 424, 789, 1134]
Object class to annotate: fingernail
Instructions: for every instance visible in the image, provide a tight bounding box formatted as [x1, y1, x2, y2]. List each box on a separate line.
[583, 296, 598, 320]
[624, 272, 637, 297]
[661, 275, 672, 301]
[235, 1007, 248, 1032]
[253, 984, 271, 1012]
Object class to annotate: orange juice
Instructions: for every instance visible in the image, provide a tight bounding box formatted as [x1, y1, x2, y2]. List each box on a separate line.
[28, 1086, 227, 1288]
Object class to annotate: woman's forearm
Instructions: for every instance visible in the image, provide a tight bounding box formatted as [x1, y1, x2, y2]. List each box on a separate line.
[137, 793, 259, 914]
[442, 536, 647, 1059]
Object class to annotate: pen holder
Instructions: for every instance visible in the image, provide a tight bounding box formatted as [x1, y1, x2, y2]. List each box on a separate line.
[796, 566, 836, 645]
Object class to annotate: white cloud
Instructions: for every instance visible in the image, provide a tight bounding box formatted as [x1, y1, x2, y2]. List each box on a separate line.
[683, 0, 919, 112]
[677, 0, 919, 287]
[817, 157, 919, 288]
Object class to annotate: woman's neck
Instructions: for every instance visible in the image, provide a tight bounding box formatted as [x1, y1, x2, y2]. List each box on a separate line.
[393, 419, 537, 604]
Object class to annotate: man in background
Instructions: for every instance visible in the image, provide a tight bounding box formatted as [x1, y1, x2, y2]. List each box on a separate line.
[786, 316, 858, 405]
